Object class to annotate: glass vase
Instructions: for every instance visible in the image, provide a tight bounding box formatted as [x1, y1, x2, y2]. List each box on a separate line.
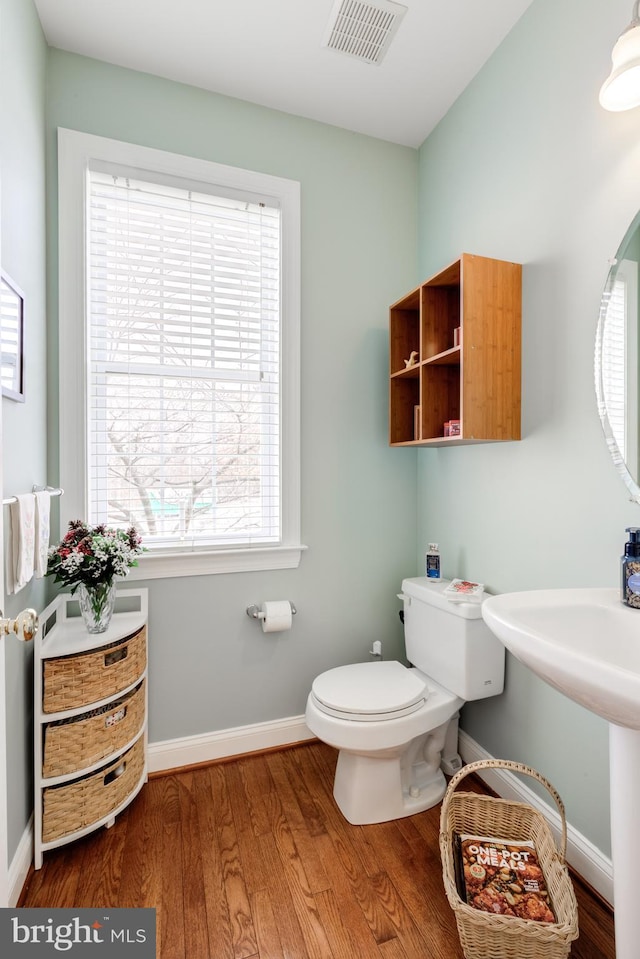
[77, 581, 117, 634]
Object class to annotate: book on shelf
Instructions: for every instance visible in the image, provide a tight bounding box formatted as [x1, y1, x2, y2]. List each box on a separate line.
[454, 833, 555, 924]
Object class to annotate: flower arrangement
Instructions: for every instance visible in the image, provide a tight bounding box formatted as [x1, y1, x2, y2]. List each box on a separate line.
[47, 520, 144, 589]
[47, 521, 145, 631]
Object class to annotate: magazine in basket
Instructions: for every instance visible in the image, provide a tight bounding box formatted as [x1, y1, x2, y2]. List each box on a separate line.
[455, 834, 555, 923]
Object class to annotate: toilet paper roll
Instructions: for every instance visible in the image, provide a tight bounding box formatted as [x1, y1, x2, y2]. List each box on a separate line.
[261, 600, 293, 633]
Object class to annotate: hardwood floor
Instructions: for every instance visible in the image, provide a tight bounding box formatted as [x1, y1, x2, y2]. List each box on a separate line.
[20, 741, 614, 959]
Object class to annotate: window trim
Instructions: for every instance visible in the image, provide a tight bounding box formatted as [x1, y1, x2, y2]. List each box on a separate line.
[58, 128, 305, 577]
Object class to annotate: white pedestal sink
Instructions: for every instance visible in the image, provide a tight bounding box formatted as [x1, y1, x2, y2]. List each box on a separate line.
[482, 587, 640, 959]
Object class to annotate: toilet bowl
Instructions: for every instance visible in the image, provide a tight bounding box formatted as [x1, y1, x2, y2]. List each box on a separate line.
[305, 577, 505, 825]
[306, 660, 463, 824]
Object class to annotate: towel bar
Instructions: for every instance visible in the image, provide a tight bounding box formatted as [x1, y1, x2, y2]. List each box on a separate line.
[3, 485, 63, 507]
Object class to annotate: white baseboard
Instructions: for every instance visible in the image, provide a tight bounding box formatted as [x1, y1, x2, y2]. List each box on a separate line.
[9, 813, 33, 906]
[147, 714, 315, 774]
[459, 730, 613, 906]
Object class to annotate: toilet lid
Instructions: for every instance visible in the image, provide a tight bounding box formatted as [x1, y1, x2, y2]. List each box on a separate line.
[311, 661, 427, 720]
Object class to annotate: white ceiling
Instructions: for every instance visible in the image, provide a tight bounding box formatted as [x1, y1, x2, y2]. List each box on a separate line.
[34, 0, 535, 148]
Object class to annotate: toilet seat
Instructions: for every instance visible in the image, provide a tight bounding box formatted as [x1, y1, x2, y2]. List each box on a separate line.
[311, 661, 427, 722]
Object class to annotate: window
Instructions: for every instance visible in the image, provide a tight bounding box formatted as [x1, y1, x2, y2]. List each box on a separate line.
[58, 129, 304, 577]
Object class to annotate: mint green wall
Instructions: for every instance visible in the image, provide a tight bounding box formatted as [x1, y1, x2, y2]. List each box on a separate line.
[45, 56, 418, 749]
[417, 0, 640, 856]
[1, 0, 47, 863]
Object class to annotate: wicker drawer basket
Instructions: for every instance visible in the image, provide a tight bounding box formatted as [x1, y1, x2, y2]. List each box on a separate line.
[43, 626, 146, 714]
[440, 759, 579, 959]
[42, 737, 145, 844]
[42, 680, 146, 779]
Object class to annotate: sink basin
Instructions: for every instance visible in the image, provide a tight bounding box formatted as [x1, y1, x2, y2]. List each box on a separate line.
[482, 586, 640, 728]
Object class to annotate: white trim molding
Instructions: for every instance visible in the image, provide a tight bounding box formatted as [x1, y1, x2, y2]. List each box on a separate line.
[147, 714, 315, 774]
[129, 544, 308, 579]
[9, 814, 33, 906]
[459, 730, 613, 906]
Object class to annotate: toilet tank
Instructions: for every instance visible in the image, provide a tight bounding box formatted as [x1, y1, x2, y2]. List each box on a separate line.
[401, 577, 504, 701]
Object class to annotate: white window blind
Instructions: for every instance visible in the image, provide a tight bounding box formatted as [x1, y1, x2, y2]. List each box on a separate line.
[87, 169, 281, 549]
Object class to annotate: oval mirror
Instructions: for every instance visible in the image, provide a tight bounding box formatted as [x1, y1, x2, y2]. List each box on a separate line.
[595, 210, 640, 502]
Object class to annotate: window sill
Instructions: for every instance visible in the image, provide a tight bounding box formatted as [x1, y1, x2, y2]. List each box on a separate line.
[126, 544, 308, 579]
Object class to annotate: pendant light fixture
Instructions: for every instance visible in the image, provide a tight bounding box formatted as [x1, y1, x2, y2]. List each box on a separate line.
[600, 1, 640, 111]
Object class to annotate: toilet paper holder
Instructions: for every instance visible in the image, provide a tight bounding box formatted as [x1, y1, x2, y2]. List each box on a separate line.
[246, 601, 297, 620]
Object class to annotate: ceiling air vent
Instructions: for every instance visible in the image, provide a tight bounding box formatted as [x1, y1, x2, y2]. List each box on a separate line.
[323, 0, 408, 66]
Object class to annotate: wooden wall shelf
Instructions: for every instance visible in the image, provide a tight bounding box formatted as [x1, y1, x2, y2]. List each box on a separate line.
[389, 253, 522, 447]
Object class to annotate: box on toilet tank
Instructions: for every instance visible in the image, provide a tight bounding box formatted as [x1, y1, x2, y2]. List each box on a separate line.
[401, 577, 505, 701]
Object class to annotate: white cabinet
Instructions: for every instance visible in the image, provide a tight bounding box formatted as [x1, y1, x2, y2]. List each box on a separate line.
[34, 589, 148, 869]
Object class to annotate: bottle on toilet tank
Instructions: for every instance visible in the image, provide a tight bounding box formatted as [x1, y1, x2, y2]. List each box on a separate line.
[425, 543, 441, 579]
[622, 527, 640, 607]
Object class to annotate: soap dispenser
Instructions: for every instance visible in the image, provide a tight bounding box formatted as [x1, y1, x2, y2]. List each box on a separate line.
[622, 528, 640, 608]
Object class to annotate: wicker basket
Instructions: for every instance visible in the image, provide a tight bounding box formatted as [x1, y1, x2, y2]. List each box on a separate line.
[43, 626, 146, 714]
[440, 759, 579, 959]
[42, 680, 146, 778]
[42, 737, 145, 843]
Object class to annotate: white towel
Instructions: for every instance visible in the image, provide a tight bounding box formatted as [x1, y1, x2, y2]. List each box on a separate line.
[34, 490, 51, 578]
[10, 494, 36, 593]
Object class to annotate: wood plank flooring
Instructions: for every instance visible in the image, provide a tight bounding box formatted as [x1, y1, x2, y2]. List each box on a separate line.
[20, 741, 614, 958]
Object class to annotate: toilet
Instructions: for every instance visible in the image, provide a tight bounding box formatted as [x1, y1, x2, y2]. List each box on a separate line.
[305, 577, 505, 825]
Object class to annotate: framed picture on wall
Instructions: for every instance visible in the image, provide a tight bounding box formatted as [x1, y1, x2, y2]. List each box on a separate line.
[0, 270, 25, 402]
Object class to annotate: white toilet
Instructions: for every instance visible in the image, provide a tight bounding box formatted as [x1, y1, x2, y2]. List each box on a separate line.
[305, 577, 505, 825]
